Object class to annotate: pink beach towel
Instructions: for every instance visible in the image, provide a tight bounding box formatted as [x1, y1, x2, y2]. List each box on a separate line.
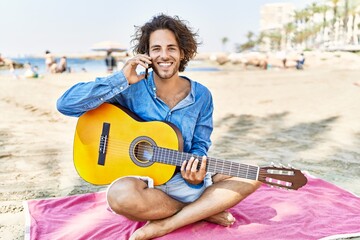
[24, 174, 360, 240]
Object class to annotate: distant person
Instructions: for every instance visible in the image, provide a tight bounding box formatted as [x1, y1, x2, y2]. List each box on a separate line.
[277, 51, 287, 69]
[24, 63, 39, 78]
[56, 56, 68, 73]
[0, 53, 12, 68]
[50, 56, 68, 74]
[296, 53, 305, 70]
[0, 53, 5, 66]
[45, 50, 56, 72]
[105, 51, 117, 73]
[9, 62, 19, 79]
[1, 53, 19, 78]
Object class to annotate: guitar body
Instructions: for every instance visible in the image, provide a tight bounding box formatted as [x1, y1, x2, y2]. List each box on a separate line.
[73, 103, 182, 185]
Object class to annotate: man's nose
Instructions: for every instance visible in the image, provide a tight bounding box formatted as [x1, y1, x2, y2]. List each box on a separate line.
[160, 49, 170, 59]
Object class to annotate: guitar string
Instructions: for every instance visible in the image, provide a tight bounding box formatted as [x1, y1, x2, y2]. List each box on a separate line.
[100, 138, 259, 172]
[94, 139, 260, 178]
[96, 139, 297, 188]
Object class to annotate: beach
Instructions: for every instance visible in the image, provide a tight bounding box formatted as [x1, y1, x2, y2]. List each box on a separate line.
[1, 55, 360, 239]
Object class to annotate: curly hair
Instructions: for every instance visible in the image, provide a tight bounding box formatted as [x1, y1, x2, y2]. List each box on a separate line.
[131, 14, 200, 72]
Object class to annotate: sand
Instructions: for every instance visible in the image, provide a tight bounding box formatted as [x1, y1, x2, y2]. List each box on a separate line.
[1, 58, 360, 239]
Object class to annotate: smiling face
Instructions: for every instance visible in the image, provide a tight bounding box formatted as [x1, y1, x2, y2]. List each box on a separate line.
[149, 29, 184, 80]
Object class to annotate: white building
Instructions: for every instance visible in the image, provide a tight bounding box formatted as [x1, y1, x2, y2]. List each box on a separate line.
[260, 3, 295, 51]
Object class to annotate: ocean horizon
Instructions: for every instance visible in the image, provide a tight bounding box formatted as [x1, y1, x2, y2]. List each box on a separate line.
[0, 57, 220, 76]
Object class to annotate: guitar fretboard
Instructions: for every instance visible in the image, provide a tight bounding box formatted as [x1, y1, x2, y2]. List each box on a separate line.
[153, 146, 259, 180]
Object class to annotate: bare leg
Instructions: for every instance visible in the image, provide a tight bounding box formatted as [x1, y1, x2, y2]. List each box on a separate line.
[107, 176, 236, 226]
[107, 177, 185, 221]
[130, 176, 261, 240]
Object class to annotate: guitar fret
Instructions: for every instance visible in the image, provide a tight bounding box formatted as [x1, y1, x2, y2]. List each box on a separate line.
[227, 162, 232, 175]
[170, 148, 173, 165]
[181, 151, 184, 166]
[165, 148, 169, 165]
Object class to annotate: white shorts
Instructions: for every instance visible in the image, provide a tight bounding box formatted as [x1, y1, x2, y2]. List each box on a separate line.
[106, 172, 213, 213]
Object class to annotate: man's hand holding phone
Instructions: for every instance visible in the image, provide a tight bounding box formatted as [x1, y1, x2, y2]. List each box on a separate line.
[122, 54, 152, 85]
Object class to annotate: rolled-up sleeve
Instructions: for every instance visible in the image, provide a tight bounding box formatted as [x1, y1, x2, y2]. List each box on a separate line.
[57, 71, 129, 117]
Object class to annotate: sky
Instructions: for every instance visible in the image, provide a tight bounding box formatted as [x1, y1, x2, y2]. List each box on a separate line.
[0, 0, 313, 57]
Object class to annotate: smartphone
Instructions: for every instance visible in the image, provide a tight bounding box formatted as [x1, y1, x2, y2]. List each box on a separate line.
[145, 64, 152, 80]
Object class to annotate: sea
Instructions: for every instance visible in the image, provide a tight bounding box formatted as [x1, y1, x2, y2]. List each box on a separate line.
[0, 57, 220, 76]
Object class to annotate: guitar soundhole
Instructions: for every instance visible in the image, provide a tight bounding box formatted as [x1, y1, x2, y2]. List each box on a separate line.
[130, 136, 156, 167]
[135, 141, 153, 162]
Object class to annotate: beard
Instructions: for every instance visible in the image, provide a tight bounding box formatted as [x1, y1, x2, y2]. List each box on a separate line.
[152, 61, 180, 80]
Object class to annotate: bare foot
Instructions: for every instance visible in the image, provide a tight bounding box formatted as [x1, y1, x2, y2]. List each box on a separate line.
[129, 220, 173, 240]
[205, 211, 236, 226]
[129, 211, 235, 239]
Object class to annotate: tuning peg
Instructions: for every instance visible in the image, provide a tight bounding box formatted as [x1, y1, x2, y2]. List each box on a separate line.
[269, 162, 283, 168]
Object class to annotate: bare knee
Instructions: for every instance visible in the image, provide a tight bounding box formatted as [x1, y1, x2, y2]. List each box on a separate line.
[107, 177, 148, 219]
[213, 174, 262, 197]
[243, 180, 262, 196]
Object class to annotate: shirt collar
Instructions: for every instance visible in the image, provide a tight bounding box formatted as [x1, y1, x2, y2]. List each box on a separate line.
[146, 71, 195, 110]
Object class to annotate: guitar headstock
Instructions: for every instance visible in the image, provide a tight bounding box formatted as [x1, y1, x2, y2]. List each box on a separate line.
[258, 165, 307, 190]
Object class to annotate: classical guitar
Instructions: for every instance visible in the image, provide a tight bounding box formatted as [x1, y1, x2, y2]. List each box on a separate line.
[73, 103, 307, 190]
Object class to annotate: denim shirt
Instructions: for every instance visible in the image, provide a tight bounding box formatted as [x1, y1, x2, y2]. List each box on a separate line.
[57, 71, 213, 156]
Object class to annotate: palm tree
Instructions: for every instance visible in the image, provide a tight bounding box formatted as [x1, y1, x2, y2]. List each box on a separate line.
[330, 0, 340, 44]
[283, 22, 296, 49]
[307, 2, 325, 47]
[221, 37, 229, 52]
[293, 8, 314, 48]
[267, 31, 282, 50]
[344, 0, 349, 41]
[344, 0, 360, 44]
[317, 4, 331, 45]
[236, 31, 256, 52]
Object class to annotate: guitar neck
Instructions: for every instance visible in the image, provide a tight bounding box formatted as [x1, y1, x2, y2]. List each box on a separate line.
[153, 146, 259, 180]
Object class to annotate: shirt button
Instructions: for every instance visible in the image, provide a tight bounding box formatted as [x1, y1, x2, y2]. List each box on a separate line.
[153, 87, 156, 91]
[120, 86, 123, 90]
[100, 98, 104, 101]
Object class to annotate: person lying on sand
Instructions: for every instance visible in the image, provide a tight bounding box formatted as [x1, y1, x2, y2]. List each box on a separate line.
[57, 14, 261, 240]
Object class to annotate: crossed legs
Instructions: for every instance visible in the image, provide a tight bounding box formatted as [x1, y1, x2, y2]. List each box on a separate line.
[107, 175, 261, 240]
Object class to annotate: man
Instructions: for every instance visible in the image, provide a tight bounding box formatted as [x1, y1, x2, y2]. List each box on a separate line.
[45, 50, 56, 73]
[57, 14, 261, 240]
[50, 56, 68, 74]
[105, 51, 117, 73]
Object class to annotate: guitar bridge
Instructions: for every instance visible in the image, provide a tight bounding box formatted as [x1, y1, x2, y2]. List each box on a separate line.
[98, 122, 110, 166]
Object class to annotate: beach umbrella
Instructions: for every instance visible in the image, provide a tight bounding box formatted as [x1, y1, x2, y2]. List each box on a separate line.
[91, 41, 127, 52]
